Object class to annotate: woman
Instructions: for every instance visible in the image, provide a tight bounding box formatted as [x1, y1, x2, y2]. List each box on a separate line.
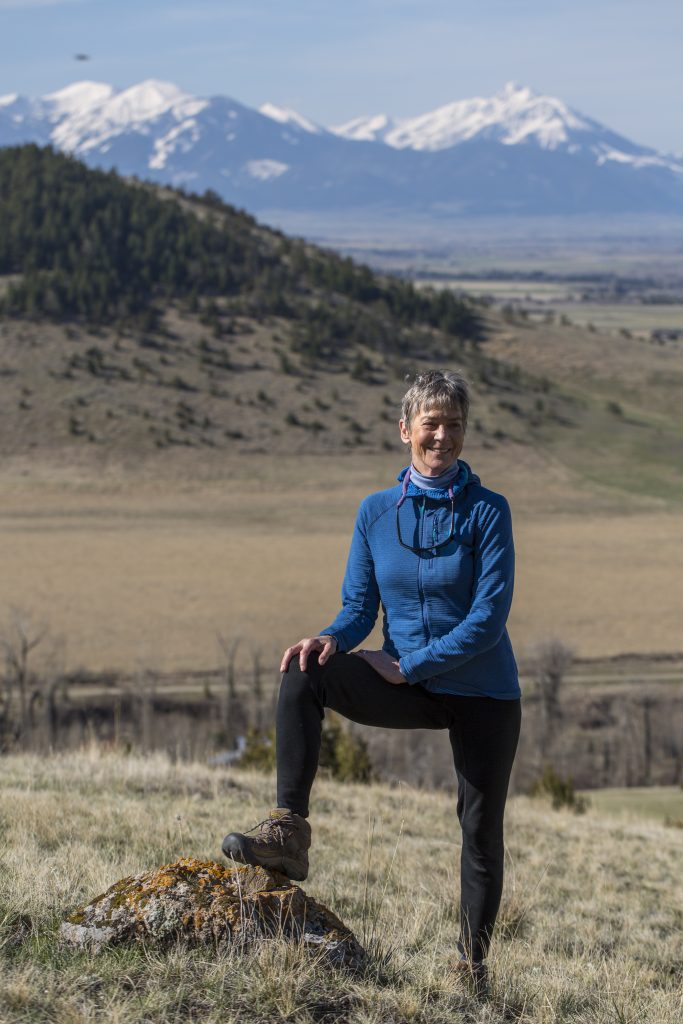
[223, 369, 521, 988]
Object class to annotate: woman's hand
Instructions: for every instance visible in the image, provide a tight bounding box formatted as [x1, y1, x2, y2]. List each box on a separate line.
[280, 635, 338, 673]
[355, 649, 407, 685]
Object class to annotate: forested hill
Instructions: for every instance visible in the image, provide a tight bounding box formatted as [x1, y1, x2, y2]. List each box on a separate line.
[0, 145, 477, 340]
[0, 144, 573, 460]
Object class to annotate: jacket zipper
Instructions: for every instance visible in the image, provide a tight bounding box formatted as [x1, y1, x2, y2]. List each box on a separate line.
[417, 496, 432, 641]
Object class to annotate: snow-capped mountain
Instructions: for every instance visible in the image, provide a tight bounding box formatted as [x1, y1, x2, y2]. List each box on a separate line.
[2, 79, 682, 218]
[332, 81, 682, 175]
[0, 79, 323, 186]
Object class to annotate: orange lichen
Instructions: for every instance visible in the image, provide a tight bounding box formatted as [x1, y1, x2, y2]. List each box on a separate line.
[62, 857, 364, 968]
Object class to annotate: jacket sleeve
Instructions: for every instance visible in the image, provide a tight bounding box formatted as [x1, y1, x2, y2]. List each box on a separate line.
[318, 502, 381, 653]
[398, 498, 514, 683]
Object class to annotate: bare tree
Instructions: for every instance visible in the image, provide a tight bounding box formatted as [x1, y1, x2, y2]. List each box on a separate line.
[252, 648, 264, 731]
[0, 607, 50, 747]
[216, 634, 241, 747]
[529, 638, 574, 760]
[641, 696, 655, 785]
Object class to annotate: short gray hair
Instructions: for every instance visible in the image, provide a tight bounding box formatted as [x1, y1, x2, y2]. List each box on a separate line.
[401, 370, 470, 429]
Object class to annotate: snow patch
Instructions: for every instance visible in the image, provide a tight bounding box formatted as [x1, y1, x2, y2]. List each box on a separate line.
[259, 102, 320, 134]
[594, 145, 683, 174]
[332, 83, 593, 152]
[331, 113, 394, 142]
[47, 79, 208, 154]
[44, 81, 114, 115]
[101, 80, 206, 126]
[149, 118, 202, 170]
[245, 158, 289, 181]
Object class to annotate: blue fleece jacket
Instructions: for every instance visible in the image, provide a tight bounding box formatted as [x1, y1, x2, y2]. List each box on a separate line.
[319, 461, 520, 699]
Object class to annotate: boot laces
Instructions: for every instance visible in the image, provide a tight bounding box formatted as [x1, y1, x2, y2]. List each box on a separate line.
[244, 814, 292, 845]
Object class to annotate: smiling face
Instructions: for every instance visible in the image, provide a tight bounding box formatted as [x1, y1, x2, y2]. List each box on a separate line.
[399, 403, 465, 477]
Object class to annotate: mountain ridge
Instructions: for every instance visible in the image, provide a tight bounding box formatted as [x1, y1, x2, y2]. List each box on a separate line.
[2, 79, 683, 218]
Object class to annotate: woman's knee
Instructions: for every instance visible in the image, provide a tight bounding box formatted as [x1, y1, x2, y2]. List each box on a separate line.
[458, 793, 505, 852]
[279, 657, 322, 705]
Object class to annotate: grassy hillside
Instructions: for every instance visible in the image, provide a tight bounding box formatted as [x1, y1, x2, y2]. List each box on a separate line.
[480, 310, 683, 502]
[1, 145, 682, 504]
[0, 144, 616, 469]
[0, 749, 681, 1023]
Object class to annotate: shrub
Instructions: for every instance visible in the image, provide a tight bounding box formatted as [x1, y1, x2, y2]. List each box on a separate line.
[350, 353, 374, 383]
[237, 714, 374, 784]
[238, 726, 276, 772]
[319, 713, 374, 784]
[529, 765, 589, 813]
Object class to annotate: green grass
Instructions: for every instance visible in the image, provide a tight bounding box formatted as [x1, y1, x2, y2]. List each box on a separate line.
[578, 786, 683, 825]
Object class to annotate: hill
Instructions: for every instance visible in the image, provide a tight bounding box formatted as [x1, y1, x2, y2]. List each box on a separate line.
[2, 143, 683, 506]
[0, 144, 580, 464]
[0, 749, 681, 1022]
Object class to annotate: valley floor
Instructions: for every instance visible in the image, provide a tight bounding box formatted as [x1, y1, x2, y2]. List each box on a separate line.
[1, 450, 682, 674]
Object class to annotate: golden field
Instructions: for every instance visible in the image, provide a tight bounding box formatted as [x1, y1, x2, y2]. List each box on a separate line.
[1, 442, 681, 675]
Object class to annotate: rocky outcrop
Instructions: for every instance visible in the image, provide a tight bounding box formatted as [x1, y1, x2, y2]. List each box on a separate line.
[60, 858, 365, 969]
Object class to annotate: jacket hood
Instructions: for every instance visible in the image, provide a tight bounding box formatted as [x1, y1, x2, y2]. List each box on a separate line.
[397, 460, 480, 499]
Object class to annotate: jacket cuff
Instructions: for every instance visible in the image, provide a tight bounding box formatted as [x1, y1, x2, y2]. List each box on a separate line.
[398, 653, 424, 685]
[319, 629, 343, 653]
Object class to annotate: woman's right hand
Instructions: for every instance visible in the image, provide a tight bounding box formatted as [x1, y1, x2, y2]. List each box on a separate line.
[280, 635, 338, 673]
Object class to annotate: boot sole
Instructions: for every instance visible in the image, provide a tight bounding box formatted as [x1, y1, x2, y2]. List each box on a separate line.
[221, 832, 308, 882]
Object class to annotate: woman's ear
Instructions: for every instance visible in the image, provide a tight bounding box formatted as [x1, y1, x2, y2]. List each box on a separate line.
[399, 419, 411, 445]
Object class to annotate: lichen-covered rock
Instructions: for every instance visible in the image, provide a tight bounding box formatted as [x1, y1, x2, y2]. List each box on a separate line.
[61, 858, 365, 968]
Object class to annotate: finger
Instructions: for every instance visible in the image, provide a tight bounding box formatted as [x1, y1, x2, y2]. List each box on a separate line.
[299, 638, 319, 672]
[318, 638, 335, 665]
[280, 642, 302, 673]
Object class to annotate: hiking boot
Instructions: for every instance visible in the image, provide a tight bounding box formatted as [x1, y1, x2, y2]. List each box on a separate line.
[221, 808, 311, 881]
[447, 955, 490, 999]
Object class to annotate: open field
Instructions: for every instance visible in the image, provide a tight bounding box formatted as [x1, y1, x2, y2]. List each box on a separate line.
[0, 749, 681, 1024]
[532, 302, 683, 335]
[577, 786, 683, 824]
[418, 279, 683, 335]
[1, 449, 683, 674]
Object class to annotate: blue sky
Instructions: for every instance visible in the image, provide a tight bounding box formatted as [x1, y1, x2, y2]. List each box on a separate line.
[1, 0, 681, 153]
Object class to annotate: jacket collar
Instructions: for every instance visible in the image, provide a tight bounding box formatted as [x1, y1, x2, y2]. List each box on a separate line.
[397, 460, 473, 500]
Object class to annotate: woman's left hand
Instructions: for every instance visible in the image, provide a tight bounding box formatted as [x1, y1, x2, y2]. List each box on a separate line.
[355, 649, 407, 685]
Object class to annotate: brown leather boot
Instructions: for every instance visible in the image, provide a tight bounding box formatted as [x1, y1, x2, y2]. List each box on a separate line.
[221, 808, 311, 881]
[447, 955, 490, 999]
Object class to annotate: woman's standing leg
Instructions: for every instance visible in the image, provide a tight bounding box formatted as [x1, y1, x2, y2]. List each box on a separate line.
[444, 695, 521, 964]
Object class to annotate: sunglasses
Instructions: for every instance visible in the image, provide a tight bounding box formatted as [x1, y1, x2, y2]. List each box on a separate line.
[395, 469, 457, 554]
[395, 498, 456, 554]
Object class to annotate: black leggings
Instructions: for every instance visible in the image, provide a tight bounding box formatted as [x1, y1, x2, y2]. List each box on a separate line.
[276, 650, 521, 963]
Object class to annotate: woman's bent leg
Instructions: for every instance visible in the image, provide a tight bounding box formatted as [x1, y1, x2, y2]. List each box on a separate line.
[276, 651, 451, 817]
[445, 696, 521, 963]
[275, 657, 326, 817]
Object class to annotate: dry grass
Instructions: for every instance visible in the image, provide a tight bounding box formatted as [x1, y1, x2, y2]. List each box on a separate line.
[0, 748, 681, 1023]
[1, 451, 682, 674]
[484, 317, 683, 418]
